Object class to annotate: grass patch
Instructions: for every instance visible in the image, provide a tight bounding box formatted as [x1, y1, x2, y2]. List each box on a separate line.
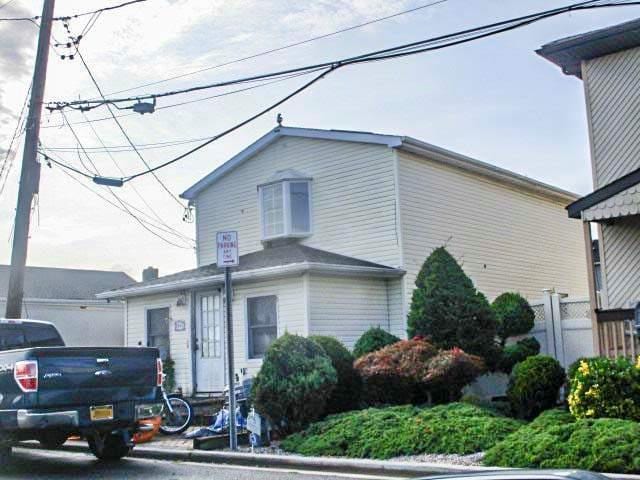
[484, 409, 640, 473]
[281, 403, 522, 460]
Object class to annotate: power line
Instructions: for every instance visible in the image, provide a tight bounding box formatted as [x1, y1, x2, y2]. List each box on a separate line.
[0, 0, 17, 11]
[0, 0, 148, 22]
[95, 0, 450, 98]
[0, 84, 32, 199]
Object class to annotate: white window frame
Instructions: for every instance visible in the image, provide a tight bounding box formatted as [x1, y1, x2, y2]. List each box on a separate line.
[258, 180, 312, 241]
[245, 294, 279, 360]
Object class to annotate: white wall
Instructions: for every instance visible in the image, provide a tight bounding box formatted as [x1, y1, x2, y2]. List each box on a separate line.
[194, 137, 401, 268]
[397, 150, 589, 314]
[0, 299, 124, 347]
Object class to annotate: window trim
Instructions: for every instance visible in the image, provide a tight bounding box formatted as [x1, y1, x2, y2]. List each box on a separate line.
[144, 304, 172, 356]
[258, 179, 312, 241]
[245, 294, 279, 360]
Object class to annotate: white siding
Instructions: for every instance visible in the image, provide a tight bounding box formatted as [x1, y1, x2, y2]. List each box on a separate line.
[600, 217, 640, 309]
[125, 293, 193, 395]
[0, 300, 124, 347]
[397, 150, 589, 314]
[195, 137, 401, 268]
[231, 276, 307, 377]
[583, 47, 640, 187]
[308, 275, 391, 349]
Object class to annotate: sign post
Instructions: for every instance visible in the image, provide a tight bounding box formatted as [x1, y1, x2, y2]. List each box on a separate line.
[217, 231, 239, 450]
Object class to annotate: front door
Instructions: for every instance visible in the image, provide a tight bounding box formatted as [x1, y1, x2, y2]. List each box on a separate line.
[195, 292, 225, 393]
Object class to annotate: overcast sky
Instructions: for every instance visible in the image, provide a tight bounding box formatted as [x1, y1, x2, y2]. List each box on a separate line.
[1, 0, 639, 280]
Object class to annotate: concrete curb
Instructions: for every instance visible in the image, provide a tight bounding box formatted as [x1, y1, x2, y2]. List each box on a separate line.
[18, 441, 640, 480]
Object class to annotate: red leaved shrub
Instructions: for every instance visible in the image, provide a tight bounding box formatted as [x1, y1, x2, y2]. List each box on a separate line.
[424, 347, 485, 402]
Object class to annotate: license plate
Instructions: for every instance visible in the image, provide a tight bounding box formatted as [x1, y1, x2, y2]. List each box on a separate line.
[90, 405, 114, 422]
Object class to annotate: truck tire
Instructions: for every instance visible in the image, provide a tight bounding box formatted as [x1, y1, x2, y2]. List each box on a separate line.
[37, 432, 68, 449]
[0, 446, 11, 465]
[88, 434, 131, 461]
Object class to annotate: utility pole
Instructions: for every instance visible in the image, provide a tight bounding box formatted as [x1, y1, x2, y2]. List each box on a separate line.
[5, 0, 56, 318]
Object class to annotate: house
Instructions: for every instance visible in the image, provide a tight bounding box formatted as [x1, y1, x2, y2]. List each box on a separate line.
[99, 126, 588, 395]
[538, 18, 640, 358]
[0, 265, 133, 346]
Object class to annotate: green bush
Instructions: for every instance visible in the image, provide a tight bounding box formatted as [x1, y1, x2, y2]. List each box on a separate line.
[567, 356, 640, 421]
[407, 247, 498, 363]
[497, 337, 540, 374]
[507, 355, 565, 420]
[282, 403, 522, 460]
[251, 333, 337, 435]
[163, 356, 176, 393]
[485, 410, 640, 473]
[352, 327, 400, 359]
[310, 335, 362, 414]
[492, 292, 535, 347]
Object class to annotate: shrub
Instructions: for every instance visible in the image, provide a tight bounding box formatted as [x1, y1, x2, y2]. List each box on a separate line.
[310, 335, 362, 414]
[407, 247, 498, 363]
[497, 337, 540, 374]
[492, 292, 535, 347]
[251, 333, 337, 435]
[485, 410, 640, 473]
[353, 327, 400, 358]
[424, 347, 485, 402]
[507, 355, 565, 420]
[163, 355, 176, 393]
[567, 356, 640, 421]
[282, 403, 522, 460]
[354, 338, 437, 405]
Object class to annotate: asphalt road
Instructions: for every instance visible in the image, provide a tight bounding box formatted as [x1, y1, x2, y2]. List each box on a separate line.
[4, 448, 403, 480]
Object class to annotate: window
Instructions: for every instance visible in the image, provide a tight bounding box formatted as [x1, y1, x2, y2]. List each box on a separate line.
[22, 323, 64, 348]
[259, 180, 311, 240]
[147, 307, 170, 360]
[247, 295, 277, 359]
[200, 295, 221, 358]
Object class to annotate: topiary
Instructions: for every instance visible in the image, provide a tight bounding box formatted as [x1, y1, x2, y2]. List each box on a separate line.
[407, 247, 499, 364]
[507, 355, 566, 420]
[567, 356, 640, 421]
[251, 333, 337, 435]
[352, 327, 400, 359]
[492, 292, 535, 347]
[310, 335, 362, 414]
[497, 337, 541, 374]
[424, 347, 485, 402]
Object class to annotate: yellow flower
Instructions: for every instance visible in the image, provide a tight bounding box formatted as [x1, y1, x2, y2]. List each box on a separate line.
[585, 386, 599, 398]
[636, 355, 640, 370]
[585, 408, 595, 417]
[578, 360, 590, 376]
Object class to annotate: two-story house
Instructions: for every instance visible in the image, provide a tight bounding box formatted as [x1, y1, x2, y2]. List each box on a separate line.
[538, 18, 640, 359]
[99, 126, 588, 395]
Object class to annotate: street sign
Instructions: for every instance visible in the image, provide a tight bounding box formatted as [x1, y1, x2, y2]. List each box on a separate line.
[216, 231, 239, 267]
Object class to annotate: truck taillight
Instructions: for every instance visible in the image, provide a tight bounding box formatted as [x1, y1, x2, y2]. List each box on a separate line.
[156, 358, 163, 387]
[14, 360, 38, 393]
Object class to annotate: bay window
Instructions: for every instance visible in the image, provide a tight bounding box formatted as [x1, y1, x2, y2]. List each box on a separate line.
[259, 179, 312, 240]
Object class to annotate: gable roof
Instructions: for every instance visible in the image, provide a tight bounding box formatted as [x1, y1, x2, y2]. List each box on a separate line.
[180, 126, 577, 204]
[98, 244, 404, 299]
[537, 18, 640, 78]
[0, 265, 134, 301]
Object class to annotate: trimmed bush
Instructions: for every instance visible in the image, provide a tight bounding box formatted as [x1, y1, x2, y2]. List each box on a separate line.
[354, 338, 437, 405]
[407, 247, 499, 363]
[492, 292, 535, 347]
[567, 356, 640, 421]
[507, 355, 565, 420]
[424, 347, 485, 402]
[310, 335, 362, 414]
[353, 327, 400, 359]
[484, 409, 640, 473]
[251, 333, 337, 435]
[497, 337, 541, 374]
[282, 403, 522, 460]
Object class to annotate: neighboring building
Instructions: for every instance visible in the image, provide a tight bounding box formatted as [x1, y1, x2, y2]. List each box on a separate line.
[538, 18, 640, 358]
[100, 126, 588, 395]
[0, 265, 133, 346]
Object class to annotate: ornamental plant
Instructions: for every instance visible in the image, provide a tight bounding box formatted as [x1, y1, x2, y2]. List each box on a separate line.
[251, 333, 337, 435]
[424, 347, 485, 402]
[492, 292, 535, 347]
[507, 355, 565, 420]
[567, 356, 640, 421]
[497, 337, 540, 374]
[407, 247, 498, 363]
[352, 327, 400, 358]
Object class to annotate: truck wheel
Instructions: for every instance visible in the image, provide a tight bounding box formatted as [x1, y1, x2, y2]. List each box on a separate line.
[0, 446, 11, 465]
[38, 432, 68, 449]
[88, 434, 131, 461]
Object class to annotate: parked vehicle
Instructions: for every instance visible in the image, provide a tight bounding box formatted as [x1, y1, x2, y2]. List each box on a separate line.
[0, 319, 163, 463]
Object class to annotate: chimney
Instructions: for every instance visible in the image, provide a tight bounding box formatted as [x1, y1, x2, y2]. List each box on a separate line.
[142, 266, 159, 282]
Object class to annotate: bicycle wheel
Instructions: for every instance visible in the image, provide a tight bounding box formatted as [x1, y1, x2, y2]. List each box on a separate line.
[159, 396, 193, 435]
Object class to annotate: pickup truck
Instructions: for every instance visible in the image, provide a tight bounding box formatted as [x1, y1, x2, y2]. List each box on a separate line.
[0, 318, 163, 463]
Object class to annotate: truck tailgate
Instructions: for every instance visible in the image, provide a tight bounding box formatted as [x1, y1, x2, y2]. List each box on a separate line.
[32, 347, 158, 408]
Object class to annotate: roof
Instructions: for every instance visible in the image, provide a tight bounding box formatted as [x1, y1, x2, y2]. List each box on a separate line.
[180, 126, 578, 203]
[98, 244, 404, 299]
[537, 17, 640, 78]
[0, 265, 135, 301]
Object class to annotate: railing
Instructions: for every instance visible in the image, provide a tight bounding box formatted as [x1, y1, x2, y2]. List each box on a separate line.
[597, 316, 639, 359]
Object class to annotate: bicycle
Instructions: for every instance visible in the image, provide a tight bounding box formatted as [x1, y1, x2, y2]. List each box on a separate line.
[159, 375, 194, 435]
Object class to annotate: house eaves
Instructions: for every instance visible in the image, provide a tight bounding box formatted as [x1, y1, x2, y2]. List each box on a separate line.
[97, 262, 405, 299]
